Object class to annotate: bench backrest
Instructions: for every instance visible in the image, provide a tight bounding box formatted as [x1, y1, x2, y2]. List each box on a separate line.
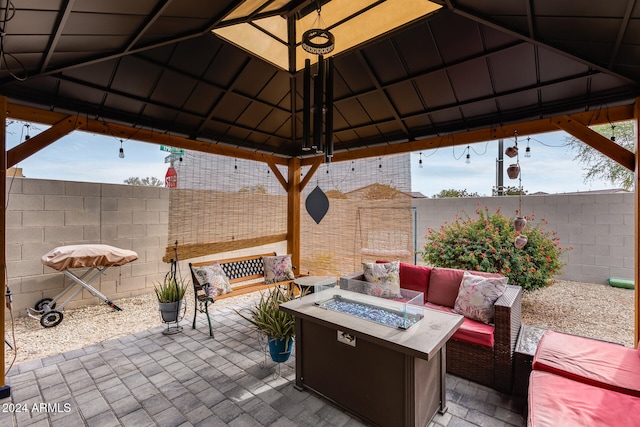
[190, 252, 277, 284]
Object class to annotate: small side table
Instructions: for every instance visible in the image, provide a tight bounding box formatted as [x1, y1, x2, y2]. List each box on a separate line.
[293, 276, 336, 295]
[513, 325, 546, 398]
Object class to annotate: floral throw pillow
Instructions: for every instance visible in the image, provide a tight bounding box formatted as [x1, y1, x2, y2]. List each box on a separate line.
[193, 263, 232, 297]
[362, 261, 402, 298]
[263, 254, 295, 284]
[454, 271, 508, 324]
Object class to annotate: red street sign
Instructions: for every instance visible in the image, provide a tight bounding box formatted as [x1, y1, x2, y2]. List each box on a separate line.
[165, 165, 177, 188]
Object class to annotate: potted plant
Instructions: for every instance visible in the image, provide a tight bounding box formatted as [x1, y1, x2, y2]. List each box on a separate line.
[154, 272, 187, 323]
[236, 286, 298, 363]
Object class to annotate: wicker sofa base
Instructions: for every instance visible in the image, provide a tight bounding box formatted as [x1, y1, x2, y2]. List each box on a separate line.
[447, 339, 494, 389]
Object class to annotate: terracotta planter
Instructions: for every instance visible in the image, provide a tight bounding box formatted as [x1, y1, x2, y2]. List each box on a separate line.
[515, 234, 528, 249]
[507, 164, 520, 179]
[514, 216, 527, 231]
[505, 146, 519, 158]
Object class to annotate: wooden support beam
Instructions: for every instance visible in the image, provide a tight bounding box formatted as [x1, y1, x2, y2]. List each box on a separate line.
[553, 115, 635, 171]
[287, 157, 302, 273]
[266, 160, 289, 192]
[7, 115, 84, 168]
[635, 98, 640, 348]
[319, 104, 635, 166]
[0, 95, 9, 398]
[5, 103, 290, 166]
[300, 157, 323, 192]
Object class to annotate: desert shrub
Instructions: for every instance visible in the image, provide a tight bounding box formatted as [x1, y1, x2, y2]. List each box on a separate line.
[421, 205, 570, 291]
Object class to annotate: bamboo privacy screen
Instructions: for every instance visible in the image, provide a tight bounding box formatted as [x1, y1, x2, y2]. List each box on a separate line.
[165, 151, 414, 277]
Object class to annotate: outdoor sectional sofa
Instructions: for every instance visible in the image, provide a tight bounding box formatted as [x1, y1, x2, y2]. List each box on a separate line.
[341, 262, 523, 393]
[528, 330, 640, 426]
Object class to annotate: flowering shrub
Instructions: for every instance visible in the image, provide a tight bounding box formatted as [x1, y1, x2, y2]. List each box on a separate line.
[421, 205, 570, 291]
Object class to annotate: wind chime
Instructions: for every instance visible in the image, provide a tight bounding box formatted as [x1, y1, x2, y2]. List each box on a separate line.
[505, 131, 527, 248]
[302, 7, 335, 224]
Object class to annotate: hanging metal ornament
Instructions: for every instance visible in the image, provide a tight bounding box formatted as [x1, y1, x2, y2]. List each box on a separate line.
[306, 185, 330, 224]
[302, 28, 335, 55]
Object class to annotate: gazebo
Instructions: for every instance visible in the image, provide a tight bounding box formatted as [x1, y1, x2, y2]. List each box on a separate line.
[0, 0, 639, 398]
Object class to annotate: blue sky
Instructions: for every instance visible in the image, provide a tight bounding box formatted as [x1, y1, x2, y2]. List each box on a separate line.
[6, 121, 614, 195]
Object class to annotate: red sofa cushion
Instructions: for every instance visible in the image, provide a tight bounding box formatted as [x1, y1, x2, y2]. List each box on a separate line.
[528, 370, 640, 427]
[399, 263, 431, 303]
[533, 330, 640, 397]
[427, 268, 464, 308]
[425, 303, 494, 347]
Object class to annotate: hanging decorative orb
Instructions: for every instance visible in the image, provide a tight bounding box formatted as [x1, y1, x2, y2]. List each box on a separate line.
[515, 234, 528, 249]
[302, 29, 335, 55]
[514, 216, 527, 231]
[505, 146, 519, 158]
[507, 163, 520, 179]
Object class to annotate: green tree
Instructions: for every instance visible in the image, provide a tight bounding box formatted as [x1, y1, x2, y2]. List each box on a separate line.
[124, 177, 164, 186]
[565, 121, 635, 190]
[421, 205, 570, 291]
[434, 188, 479, 198]
[503, 186, 528, 196]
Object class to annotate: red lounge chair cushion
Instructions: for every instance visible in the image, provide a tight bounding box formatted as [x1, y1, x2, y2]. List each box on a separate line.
[528, 370, 640, 427]
[425, 303, 494, 347]
[533, 330, 640, 397]
[427, 268, 464, 308]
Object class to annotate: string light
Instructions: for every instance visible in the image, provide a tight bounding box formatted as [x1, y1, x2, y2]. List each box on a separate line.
[24, 123, 31, 140]
[465, 146, 471, 164]
[419, 152, 423, 168]
[118, 140, 125, 158]
[525, 137, 531, 158]
[610, 124, 616, 142]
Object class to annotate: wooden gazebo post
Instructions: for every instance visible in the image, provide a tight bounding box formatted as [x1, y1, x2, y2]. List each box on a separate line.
[287, 156, 302, 273]
[635, 98, 640, 347]
[0, 95, 9, 398]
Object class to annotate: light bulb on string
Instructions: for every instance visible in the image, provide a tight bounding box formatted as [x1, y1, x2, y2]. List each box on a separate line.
[465, 146, 471, 164]
[610, 124, 616, 142]
[525, 137, 531, 158]
[24, 123, 31, 140]
[419, 152, 423, 168]
[118, 140, 125, 159]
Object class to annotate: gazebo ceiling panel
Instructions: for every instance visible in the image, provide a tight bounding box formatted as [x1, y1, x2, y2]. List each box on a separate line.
[1, 0, 639, 159]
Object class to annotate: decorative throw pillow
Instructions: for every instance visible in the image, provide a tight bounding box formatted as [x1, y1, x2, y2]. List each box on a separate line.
[362, 260, 402, 298]
[192, 263, 232, 297]
[263, 254, 295, 284]
[454, 271, 508, 324]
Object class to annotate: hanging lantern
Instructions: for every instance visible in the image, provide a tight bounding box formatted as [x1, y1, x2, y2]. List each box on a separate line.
[165, 163, 177, 188]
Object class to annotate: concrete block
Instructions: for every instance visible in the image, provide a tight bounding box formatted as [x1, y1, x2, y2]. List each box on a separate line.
[101, 211, 132, 224]
[6, 243, 22, 261]
[567, 252, 595, 265]
[83, 226, 101, 241]
[595, 234, 625, 246]
[595, 213, 624, 225]
[101, 197, 118, 211]
[146, 224, 168, 238]
[607, 200, 634, 214]
[5, 210, 21, 227]
[7, 259, 45, 278]
[100, 225, 118, 240]
[623, 214, 635, 225]
[610, 245, 633, 259]
[582, 245, 610, 256]
[146, 199, 169, 212]
[580, 264, 612, 279]
[133, 211, 160, 225]
[567, 213, 595, 224]
[568, 233, 596, 245]
[65, 211, 101, 226]
[117, 224, 146, 238]
[64, 181, 101, 196]
[118, 198, 146, 211]
[608, 267, 635, 279]
[23, 211, 64, 227]
[610, 224, 632, 235]
[45, 195, 83, 211]
[8, 194, 44, 211]
[44, 226, 84, 242]
[6, 227, 44, 244]
[131, 262, 160, 277]
[595, 255, 624, 268]
[117, 276, 146, 293]
[17, 274, 63, 295]
[102, 184, 133, 198]
[23, 179, 65, 195]
[83, 197, 101, 211]
[6, 176, 23, 193]
[132, 186, 161, 199]
[132, 237, 165, 251]
[21, 242, 62, 261]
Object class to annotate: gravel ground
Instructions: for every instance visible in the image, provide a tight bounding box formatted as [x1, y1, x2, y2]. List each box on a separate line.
[4, 279, 635, 371]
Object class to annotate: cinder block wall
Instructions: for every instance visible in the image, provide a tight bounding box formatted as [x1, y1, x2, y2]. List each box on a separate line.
[413, 192, 635, 284]
[6, 177, 169, 319]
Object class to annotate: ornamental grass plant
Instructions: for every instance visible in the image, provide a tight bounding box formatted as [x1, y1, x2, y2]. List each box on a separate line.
[421, 205, 570, 291]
